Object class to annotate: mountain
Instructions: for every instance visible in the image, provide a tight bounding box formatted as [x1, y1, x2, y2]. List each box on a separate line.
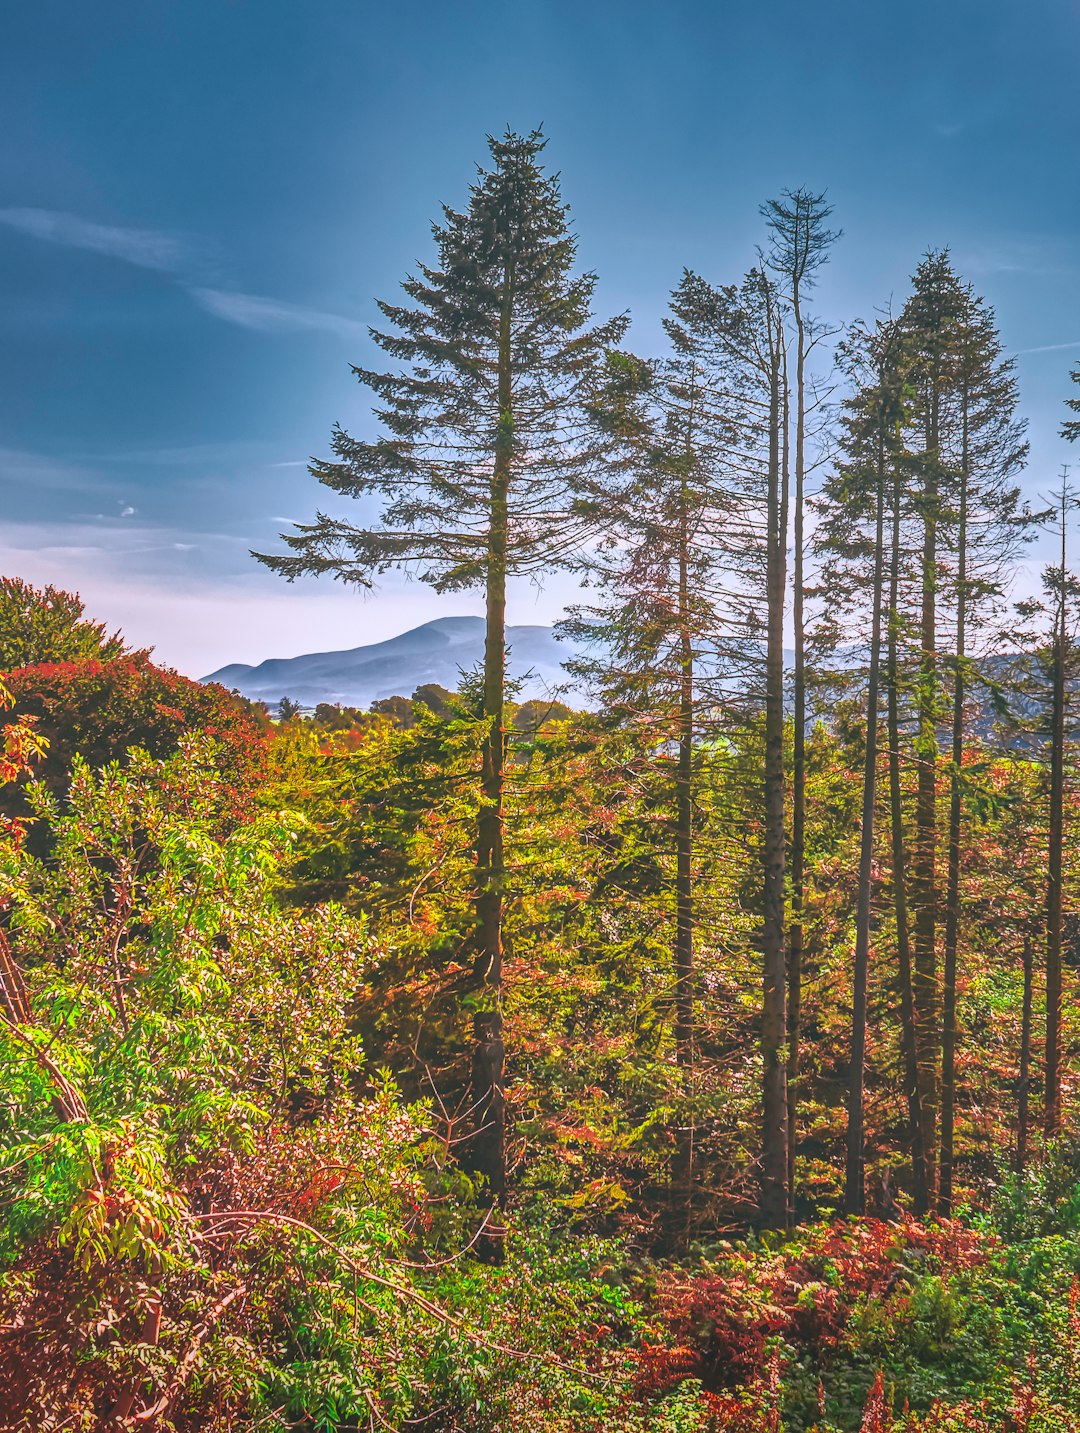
[201, 616, 581, 709]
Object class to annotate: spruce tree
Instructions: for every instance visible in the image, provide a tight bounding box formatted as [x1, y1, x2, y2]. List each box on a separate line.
[762, 189, 839, 1207]
[815, 317, 907, 1214]
[562, 276, 762, 1225]
[896, 251, 970, 1191]
[651, 263, 789, 1227]
[1037, 476, 1080, 1137]
[935, 286, 1028, 1213]
[257, 131, 626, 1232]
[1064, 364, 1080, 444]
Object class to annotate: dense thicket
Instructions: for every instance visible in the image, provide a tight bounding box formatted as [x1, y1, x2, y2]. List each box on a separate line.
[3, 131, 1080, 1431]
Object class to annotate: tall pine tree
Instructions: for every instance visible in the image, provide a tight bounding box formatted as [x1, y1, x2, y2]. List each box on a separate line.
[935, 284, 1028, 1213]
[562, 276, 762, 1225]
[762, 189, 839, 1209]
[257, 131, 626, 1234]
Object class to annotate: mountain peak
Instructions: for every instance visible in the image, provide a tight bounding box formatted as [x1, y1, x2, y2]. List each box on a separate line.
[202, 615, 577, 709]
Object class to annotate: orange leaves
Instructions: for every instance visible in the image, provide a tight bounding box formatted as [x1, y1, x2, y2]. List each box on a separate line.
[641, 1218, 990, 1399]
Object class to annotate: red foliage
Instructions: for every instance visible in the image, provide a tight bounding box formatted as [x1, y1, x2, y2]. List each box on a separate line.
[639, 1218, 990, 1396]
[1, 655, 266, 818]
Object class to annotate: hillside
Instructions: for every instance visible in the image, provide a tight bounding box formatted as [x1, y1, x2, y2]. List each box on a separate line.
[202, 615, 582, 707]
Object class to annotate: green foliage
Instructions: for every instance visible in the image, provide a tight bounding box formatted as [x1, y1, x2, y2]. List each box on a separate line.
[0, 734, 712, 1430]
[0, 574, 135, 670]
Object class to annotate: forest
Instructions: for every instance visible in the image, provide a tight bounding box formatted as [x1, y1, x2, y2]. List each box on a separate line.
[4, 129, 1080, 1431]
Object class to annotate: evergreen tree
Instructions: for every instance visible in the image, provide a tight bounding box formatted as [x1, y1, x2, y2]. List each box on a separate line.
[634, 263, 788, 1227]
[1064, 364, 1080, 444]
[1029, 475, 1080, 1138]
[815, 317, 907, 1214]
[935, 285, 1028, 1213]
[763, 188, 840, 1207]
[257, 130, 626, 1233]
[895, 252, 970, 1193]
[562, 275, 761, 1223]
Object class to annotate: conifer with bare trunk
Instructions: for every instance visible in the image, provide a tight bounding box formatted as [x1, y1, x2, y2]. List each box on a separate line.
[256, 131, 625, 1246]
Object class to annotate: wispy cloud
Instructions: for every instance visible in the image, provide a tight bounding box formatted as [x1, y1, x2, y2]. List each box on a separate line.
[188, 286, 365, 339]
[0, 445, 108, 494]
[956, 236, 1076, 278]
[1016, 339, 1080, 356]
[0, 206, 190, 272]
[0, 205, 365, 342]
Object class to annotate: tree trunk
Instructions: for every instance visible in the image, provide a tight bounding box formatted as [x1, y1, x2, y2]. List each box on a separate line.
[1045, 501, 1067, 1137]
[787, 280, 807, 1222]
[912, 404, 940, 1190]
[886, 470, 930, 1214]
[844, 427, 887, 1215]
[470, 269, 512, 1242]
[1016, 936, 1034, 1175]
[760, 309, 789, 1230]
[939, 429, 968, 1214]
[673, 493, 695, 1214]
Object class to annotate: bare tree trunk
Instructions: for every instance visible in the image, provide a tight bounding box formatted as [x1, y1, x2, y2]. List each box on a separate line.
[844, 428, 887, 1215]
[760, 304, 790, 1230]
[1045, 496, 1067, 1137]
[939, 430, 968, 1214]
[886, 472, 930, 1214]
[787, 281, 807, 1223]
[912, 405, 940, 1192]
[673, 493, 695, 1214]
[1016, 936, 1034, 1175]
[471, 271, 512, 1245]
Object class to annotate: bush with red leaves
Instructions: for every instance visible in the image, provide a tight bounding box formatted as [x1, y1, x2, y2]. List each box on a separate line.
[0, 655, 265, 824]
[639, 1217, 990, 1398]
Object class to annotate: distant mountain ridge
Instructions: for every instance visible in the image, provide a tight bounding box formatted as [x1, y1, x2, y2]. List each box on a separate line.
[201, 616, 581, 709]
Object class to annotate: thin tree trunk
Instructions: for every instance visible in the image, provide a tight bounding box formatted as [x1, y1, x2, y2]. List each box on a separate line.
[471, 268, 512, 1240]
[787, 278, 807, 1222]
[886, 470, 930, 1214]
[1045, 495, 1067, 1136]
[844, 426, 887, 1215]
[939, 427, 968, 1214]
[673, 491, 695, 1212]
[1016, 936, 1034, 1175]
[760, 306, 790, 1230]
[912, 402, 940, 1190]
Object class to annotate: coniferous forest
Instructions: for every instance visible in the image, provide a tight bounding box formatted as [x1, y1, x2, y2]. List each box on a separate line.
[8, 130, 1080, 1431]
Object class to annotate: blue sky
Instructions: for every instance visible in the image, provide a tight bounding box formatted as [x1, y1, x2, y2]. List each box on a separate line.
[2, 0, 1079, 674]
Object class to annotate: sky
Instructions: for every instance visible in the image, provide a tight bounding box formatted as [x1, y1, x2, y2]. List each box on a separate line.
[2, 0, 1079, 677]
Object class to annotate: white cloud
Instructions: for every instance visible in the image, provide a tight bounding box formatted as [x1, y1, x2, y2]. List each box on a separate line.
[0, 205, 366, 343]
[0, 206, 189, 272]
[1016, 339, 1080, 356]
[188, 286, 366, 339]
[0, 445, 107, 492]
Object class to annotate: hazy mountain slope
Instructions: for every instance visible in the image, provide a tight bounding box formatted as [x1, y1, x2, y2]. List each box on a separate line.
[201, 615, 582, 708]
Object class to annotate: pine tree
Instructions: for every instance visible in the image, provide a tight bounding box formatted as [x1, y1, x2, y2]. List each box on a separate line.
[895, 252, 970, 1192]
[256, 131, 626, 1234]
[762, 189, 839, 1209]
[1040, 476, 1079, 1136]
[562, 277, 762, 1223]
[936, 286, 1028, 1213]
[1064, 364, 1080, 444]
[815, 317, 907, 1214]
[883, 414, 931, 1213]
[657, 263, 789, 1227]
